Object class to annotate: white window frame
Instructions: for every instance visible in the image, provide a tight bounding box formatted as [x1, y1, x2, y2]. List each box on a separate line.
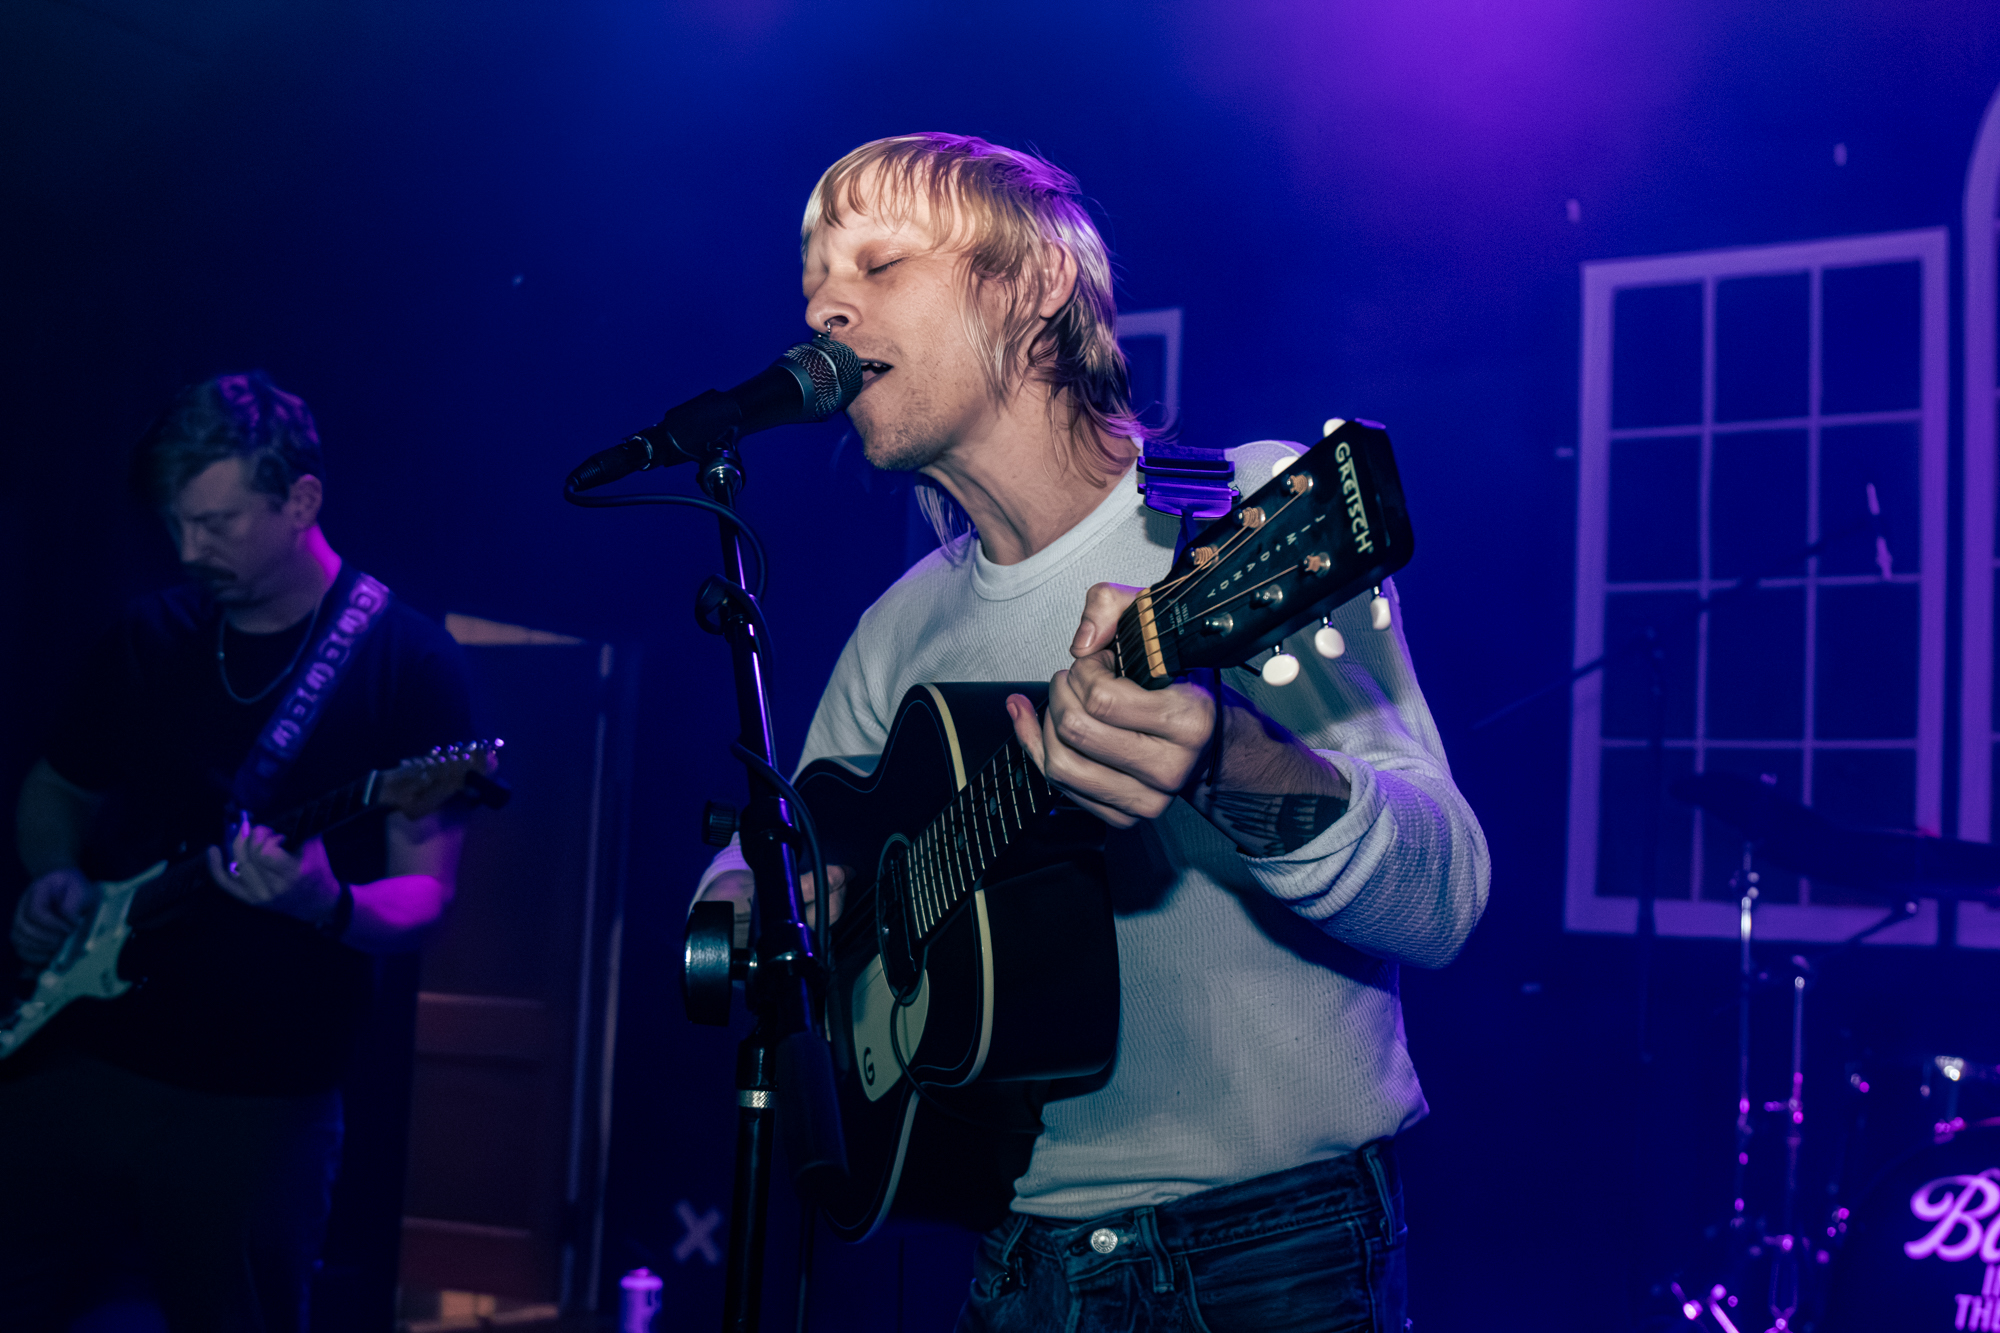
[1958, 88, 2000, 947]
[1567, 229, 1949, 943]
[1115, 307, 1183, 431]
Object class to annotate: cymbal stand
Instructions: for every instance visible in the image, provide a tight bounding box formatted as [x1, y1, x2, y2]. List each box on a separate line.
[1705, 844, 1804, 1333]
[1705, 846, 1918, 1333]
[1763, 956, 1806, 1333]
[1732, 846, 1760, 1257]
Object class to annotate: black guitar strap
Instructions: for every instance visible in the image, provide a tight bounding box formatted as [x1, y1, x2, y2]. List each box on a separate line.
[228, 568, 395, 815]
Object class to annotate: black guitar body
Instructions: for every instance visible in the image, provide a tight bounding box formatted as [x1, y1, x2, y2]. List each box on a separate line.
[768, 421, 1418, 1241]
[796, 682, 1120, 1242]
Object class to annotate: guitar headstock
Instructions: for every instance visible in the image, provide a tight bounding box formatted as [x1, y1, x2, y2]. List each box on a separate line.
[375, 739, 508, 819]
[1116, 420, 1414, 688]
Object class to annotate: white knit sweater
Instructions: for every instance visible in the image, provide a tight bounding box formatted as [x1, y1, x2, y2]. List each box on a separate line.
[699, 442, 1490, 1219]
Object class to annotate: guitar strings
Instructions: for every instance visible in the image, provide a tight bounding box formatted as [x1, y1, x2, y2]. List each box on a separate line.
[908, 740, 1046, 942]
[1114, 559, 1314, 685]
[1150, 488, 1312, 620]
[1186, 558, 1313, 622]
[1112, 485, 1316, 680]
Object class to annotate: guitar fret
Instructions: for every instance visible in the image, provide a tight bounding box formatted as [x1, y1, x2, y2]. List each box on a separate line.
[915, 830, 938, 936]
[926, 828, 945, 932]
[971, 771, 993, 870]
[984, 768, 999, 866]
[1005, 746, 1027, 831]
[951, 796, 970, 895]
[928, 825, 948, 931]
[950, 800, 971, 904]
[962, 780, 981, 875]
[960, 794, 979, 888]
[991, 763, 1005, 840]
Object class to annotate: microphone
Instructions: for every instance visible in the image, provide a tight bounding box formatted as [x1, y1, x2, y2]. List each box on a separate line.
[567, 335, 864, 491]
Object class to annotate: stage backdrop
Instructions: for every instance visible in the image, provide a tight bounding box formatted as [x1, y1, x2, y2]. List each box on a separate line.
[4, 2, 2000, 1329]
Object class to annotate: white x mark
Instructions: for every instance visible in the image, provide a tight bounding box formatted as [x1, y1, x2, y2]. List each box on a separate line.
[674, 1200, 723, 1266]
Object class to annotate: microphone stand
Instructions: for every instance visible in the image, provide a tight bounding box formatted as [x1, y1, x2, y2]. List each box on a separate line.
[693, 435, 826, 1333]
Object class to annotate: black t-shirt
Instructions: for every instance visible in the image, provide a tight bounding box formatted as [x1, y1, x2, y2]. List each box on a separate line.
[29, 565, 473, 1096]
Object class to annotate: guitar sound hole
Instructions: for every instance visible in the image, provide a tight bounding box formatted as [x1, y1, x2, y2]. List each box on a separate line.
[874, 838, 922, 999]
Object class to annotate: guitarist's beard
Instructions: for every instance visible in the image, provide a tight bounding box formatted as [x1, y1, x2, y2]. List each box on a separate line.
[184, 562, 248, 602]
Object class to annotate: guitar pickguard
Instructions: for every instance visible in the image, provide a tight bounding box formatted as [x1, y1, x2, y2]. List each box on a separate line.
[848, 955, 930, 1103]
[0, 860, 164, 1059]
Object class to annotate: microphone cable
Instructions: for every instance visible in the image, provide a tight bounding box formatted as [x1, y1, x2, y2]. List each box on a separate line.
[562, 476, 770, 600]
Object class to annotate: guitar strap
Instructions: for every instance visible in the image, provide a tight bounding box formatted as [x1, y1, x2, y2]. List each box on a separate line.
[1137, 441, 1237, 562]
[227, 569, 395, 815]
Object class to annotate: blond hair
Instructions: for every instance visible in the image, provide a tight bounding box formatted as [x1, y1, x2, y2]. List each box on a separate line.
[802, 133, 1153, 483]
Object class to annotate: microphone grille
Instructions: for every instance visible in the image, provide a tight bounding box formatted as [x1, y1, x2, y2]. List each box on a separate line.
[784, 336, 864, 418]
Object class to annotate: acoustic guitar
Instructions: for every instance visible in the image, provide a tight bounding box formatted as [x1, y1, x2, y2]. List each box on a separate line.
[1, 740, 507, 1060]
[792, 420, 1414, 1241]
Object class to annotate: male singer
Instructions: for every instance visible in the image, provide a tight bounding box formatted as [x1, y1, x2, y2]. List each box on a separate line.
[700, 133, 1489, 1332]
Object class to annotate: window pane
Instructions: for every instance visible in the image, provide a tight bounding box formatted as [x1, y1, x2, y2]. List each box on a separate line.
[1822, 262, 1921, 414]
[1819, 421, 1920, 576]
[1716, 273, 1809, 423]
[1603, 592, 1699, 739]
[1596, 745, 1696, 900]
[1613, 284, 1703, 429]
[1812, 746, 1917, 830]
[1608, 436, 1700, 582]
[1815, 582, 1920, 740]
[1707, 587, 1806, 739]
[1807, 747, 1917, 905]
[1698, 749, 1804, 904]
[1712, 430, 1807, 581]
[1118, 334, 1170, 433]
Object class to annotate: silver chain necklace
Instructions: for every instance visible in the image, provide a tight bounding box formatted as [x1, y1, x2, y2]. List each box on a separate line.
[216, 593, 328, 706]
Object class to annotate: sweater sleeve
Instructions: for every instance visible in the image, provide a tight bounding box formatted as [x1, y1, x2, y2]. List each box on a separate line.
[1232, 577, 1490, 969]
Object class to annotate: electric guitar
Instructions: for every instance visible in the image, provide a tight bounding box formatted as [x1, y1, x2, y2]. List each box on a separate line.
[797, 419, 1414, 1241]
[0, 740, 507, 1060]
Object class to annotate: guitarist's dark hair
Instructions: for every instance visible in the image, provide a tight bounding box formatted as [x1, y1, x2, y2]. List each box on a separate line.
[130, 370, 325, 509]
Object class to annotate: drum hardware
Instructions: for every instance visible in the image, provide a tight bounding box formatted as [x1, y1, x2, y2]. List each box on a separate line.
[1671, 772, 2000, 903]
[1671, 1278, 1749, 1332]
[1656, 771, 1994, 1333]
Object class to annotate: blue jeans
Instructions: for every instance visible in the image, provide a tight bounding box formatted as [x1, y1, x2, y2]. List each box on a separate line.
[957, 1142, 1407, 1333]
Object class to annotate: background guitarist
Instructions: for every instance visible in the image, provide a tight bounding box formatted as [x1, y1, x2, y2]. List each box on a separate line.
[1, 372, 473, 1331]
[698, 134, 1491, 1332]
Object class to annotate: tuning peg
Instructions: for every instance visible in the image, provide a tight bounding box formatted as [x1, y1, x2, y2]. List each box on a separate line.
[1313, 621, 1346, 659]
[1369, 586, 1391, 631]
[1322, 418, 1347, 438]
[1260, 652, 1301, 687]
[1271, 454, 1297, 478]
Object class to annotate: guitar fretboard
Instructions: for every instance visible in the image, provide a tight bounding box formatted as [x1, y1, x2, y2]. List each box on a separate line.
[129, 768, 385, 922]
[270, 769, 380, 845]
[905, 740, 1057, 942]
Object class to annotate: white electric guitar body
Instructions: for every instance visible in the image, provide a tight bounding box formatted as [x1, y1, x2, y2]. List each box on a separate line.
[0, 861, 165, 1059]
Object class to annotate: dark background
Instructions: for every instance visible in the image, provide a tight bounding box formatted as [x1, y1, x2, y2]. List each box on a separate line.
[6, 1, 2000, 1328]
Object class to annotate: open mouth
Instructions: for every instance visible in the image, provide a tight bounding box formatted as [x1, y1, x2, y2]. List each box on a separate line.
[858, 359, 893, 389]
